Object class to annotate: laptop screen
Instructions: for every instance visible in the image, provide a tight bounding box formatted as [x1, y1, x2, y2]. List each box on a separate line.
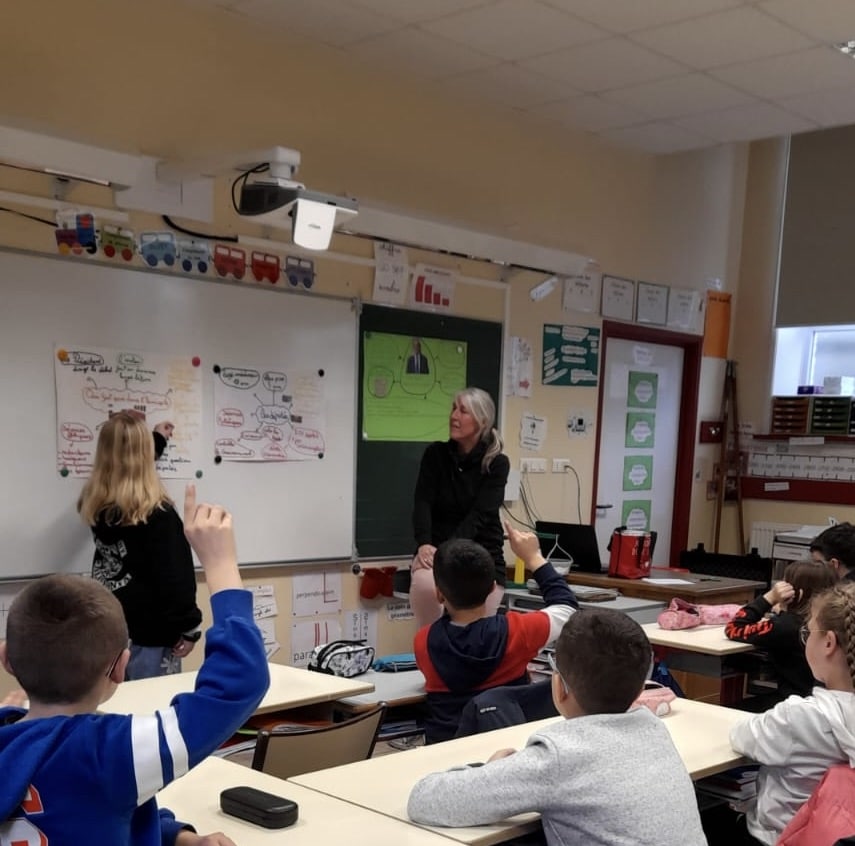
[534, 521, 603, 573]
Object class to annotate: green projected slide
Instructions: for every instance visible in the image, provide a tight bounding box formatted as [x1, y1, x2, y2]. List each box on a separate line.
[362, 331, 467, 441]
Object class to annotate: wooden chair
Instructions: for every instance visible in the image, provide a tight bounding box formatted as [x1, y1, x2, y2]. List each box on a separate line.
[250, 702, 387, 779]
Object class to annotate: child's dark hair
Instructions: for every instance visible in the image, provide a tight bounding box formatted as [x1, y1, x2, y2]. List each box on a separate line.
[6, 575, 128, 704]
[554, 607, 652, 714]
[784, 560, 837, 618]
[810, 523, 855, 574]
[432, 539, 495, 610]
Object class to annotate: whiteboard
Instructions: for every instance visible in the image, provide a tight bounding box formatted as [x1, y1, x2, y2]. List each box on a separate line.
[0, 250, 356, 578]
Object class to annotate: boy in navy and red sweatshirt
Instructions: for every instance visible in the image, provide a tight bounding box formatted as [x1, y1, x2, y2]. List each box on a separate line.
[415, 524, 577, 743]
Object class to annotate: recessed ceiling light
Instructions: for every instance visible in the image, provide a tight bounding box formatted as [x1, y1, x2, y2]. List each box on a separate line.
[834, 40, 855, 56]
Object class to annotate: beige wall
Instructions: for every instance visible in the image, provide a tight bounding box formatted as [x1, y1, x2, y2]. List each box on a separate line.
[0, 1, 766, 696]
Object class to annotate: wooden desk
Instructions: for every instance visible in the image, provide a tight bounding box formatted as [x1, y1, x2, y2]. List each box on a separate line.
[290, 698, 747, 845]
[336, 669, 426, 713]
[642, 623, 754, 705]
[158, 756, 450, 846]
[504, 588, 665, 624]
[101, 663, 375, 717]
[642, 623, 754, 656]
[567, 572, 764, 605]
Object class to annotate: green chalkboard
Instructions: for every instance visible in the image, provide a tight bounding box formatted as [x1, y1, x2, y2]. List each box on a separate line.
[356, 304, 503, 558]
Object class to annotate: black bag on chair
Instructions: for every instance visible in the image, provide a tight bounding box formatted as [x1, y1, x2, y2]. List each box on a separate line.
[455, 680, 558, 738]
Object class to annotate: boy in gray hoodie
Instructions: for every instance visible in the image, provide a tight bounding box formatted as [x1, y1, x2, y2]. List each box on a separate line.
[408, 607, 707, 846]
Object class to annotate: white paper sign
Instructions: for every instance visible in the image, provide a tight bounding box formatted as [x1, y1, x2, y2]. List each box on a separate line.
[0, 588, 20, 640]
[372, 242, 409, 305]
[520, 412, 547, 450]
[636, 281, 669, 325]
[562, 269, 601, 313]
[255, 618, 280, 659]
[505, 336, 533, 397]
[666, 288, 702, 331]
[409, 263, 455, 311]
[292, 572, 342, 616]
[385, 600, 414, 622]
[54, 344, 203, 479]
[343, 609, 378, 647]
[601, 276, 635, 321]
[291, 619, 342, 667]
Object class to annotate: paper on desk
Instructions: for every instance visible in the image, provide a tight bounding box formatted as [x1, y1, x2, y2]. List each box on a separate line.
[642, 578, 694, 585]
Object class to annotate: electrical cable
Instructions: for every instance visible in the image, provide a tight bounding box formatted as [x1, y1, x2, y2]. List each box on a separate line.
[0, 206, 56, 227]
[161, 214, 237, 243]
[501, 504, 535, 530]
[564, 464, 583, 523]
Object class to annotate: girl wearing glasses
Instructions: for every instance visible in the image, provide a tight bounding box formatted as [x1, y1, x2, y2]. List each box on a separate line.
[725, 560, 836, 706]
[730, 582, 855, 844]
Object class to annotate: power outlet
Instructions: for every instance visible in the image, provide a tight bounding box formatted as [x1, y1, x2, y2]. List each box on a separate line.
[552, 458, 572, 473]
[520, 458, 547, 474]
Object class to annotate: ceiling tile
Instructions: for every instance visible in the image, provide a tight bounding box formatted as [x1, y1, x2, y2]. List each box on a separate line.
[711, 46, 855, 99]
[779, 86, 855, 127]
[759, 0, 855, 43]
[674, 101, 817, 142]
[544, 0, 746, 35]
[520, 37, 685, 91]
[420, 0, 607, 60]
[602, 73, 754, 120]
[599, 121, 716, 153]
[631, 6, 814, 69]
[230, 0, 402, 46]
[439, 64, 578, 108]
[348, 28, 499, 79]
[350, 0, 494, 24]
[533, 94, 648, 131]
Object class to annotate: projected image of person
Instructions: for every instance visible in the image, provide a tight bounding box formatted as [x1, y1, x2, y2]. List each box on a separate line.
[406, 338, 430, 375]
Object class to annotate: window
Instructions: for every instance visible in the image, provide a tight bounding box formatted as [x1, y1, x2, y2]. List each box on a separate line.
[773, 325, 855, 395]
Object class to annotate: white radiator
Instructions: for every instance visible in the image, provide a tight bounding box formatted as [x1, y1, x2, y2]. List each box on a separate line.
[749, 522, 800, 558]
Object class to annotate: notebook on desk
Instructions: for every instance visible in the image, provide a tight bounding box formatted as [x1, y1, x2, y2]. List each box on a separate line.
[535, 521, 605, 574]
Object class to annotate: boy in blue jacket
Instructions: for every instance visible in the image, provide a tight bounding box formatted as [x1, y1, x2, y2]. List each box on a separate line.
[0, 485, 270, 846]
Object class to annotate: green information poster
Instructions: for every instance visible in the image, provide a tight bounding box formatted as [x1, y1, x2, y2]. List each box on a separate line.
[541, 324, 599, 387]
[622, 455, 653, 491]
[627, 371, 658, 409]
[622, 500, 651, 531]
[625, 412, 656, 448]
[362, 331, 467, 441]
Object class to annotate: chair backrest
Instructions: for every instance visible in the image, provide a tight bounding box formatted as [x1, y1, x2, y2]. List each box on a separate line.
[251, 702, 387, 779]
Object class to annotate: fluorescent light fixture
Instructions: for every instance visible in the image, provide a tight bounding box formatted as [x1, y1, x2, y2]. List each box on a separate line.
[834, 40, 855, 56]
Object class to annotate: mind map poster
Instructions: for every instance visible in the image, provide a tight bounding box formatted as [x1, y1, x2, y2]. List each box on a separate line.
[54, 344, 202, 479]
[212, 364, 325, 461]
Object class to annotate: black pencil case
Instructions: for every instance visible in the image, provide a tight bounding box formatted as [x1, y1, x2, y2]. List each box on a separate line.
[220, 786, 299, 829]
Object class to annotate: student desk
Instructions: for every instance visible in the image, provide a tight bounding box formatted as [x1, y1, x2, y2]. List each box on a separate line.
[336, 669, 427, 713]
[158, 756, 450, 846]
[503, 588, 665, 624]
[101, 663, 375, 717]
[289, 698, 748, 846]
[566, 572, 765, 605]
[642, 623, 754, 706]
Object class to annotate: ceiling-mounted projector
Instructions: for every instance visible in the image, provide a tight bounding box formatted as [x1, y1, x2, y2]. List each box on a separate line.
[237, 175, 358, 251]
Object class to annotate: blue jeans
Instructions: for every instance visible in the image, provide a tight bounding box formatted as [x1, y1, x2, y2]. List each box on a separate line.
[125, 644, 181, 680]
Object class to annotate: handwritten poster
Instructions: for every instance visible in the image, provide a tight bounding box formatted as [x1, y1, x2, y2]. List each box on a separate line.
[505, 336, 533, 397]
[372, 242, 409, 306]
[54, 344, 202, 479]
[212, 364, 325, 461]
[562, 268, 601, 313]
[542, 324, 599, 387]
[601, 275, 635, 321]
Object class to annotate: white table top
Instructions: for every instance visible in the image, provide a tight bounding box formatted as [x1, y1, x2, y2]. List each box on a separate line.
[101, 663, 375, 716]
[337, 669, 426, 710]
[290, 697, 748, 845]
[641, 622, 755, 656]
[158, 756, 450, 846]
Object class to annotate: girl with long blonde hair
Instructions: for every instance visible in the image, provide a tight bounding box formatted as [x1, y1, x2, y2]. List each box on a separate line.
[78, 412, 201, 679]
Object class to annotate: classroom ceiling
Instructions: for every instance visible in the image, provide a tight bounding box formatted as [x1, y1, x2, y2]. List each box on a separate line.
[181, 0, 855, 154]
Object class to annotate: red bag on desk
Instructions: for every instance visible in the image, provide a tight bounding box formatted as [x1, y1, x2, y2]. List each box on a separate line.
[607, 528, 652, 579]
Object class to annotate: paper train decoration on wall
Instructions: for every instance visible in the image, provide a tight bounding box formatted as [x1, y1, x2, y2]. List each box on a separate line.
[53, 211, 315, 288]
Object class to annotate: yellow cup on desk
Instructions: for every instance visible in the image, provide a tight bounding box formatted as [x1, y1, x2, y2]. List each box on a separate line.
[514, 556, 526, 584]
